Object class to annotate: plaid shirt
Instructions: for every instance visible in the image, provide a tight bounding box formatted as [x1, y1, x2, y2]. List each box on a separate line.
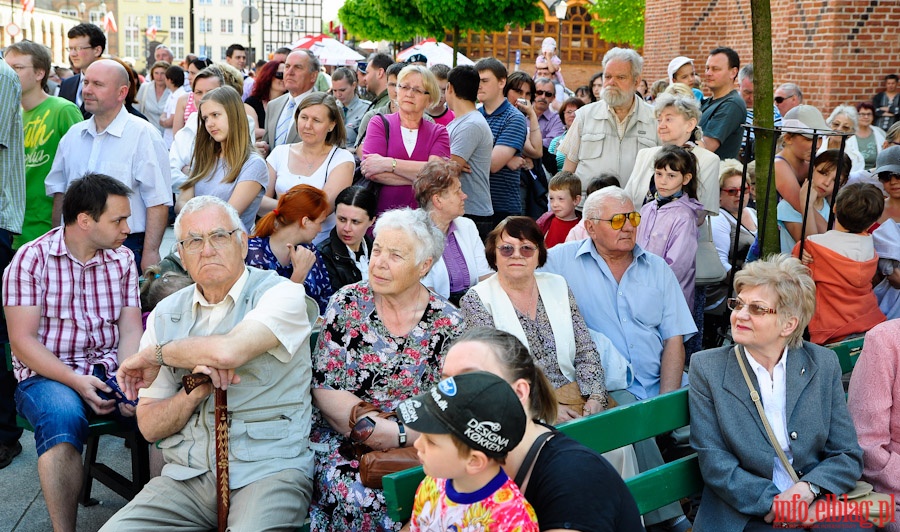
[2, 226, 140, 382]
[0, 58, 26, 234]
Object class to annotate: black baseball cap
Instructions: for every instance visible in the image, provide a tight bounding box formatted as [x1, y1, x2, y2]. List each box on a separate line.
[397, 372, 526, 458]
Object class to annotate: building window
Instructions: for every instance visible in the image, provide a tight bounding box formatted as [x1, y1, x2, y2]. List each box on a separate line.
[170, 16, 185, 59]
[124, 15, 140, 57]
[198, 0, 212, 5]
[60, 8, 77, 16]
[147, 15, 161, 29]
[199, 17, 213, 33]
[88, 10, 104, 25]
[199, 45, 212, 58]
[220, 19, 233, 33]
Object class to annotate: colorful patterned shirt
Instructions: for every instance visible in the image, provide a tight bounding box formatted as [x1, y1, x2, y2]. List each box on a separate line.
[411, 469, 539, 532]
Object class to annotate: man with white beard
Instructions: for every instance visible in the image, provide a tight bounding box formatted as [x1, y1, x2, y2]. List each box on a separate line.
[559, 47, 659, 198]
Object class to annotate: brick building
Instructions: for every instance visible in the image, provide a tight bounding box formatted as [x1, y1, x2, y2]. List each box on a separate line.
[643, 0, 900, 112]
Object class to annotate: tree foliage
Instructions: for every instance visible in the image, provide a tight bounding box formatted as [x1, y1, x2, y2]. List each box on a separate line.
[339, 0, 421, 42]
[588, 0, 645, 48]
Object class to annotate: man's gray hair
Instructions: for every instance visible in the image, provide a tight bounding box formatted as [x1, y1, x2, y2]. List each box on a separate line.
[827, 104, 858, 132]
[373, 208, 445, 270]
[174, 195, 244, 239]
[534, 77, 554, 87]
[292, 48, 321, 74]
[583, 186, 633, 221]
[602, 47, 643, 80]
[738, 64, 753, 84]
[777, 82, 803, 102]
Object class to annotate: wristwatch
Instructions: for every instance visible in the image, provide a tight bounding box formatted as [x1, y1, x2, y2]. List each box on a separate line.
[397, 418, 407, 447]
[807, 482, 821, 498]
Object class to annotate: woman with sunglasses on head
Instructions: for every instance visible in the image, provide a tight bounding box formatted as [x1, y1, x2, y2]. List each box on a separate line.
[175, 85, 268, 232]
[689, 254, 865, 531]
[358, 65, 450, 217]
[705, 160, 757, 345]
[460, 216, 611, 422]
[244, 60, 286, 138]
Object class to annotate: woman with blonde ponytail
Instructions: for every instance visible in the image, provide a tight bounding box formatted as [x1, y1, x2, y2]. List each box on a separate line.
[245, 184, 333, 313]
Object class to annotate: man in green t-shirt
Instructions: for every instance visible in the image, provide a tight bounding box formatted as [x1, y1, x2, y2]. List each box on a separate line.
[4, 40, 82, 249]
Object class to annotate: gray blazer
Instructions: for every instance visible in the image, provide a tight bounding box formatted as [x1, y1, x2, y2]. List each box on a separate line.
[263, 93, 302, 148]
[689, 342, 863, 532]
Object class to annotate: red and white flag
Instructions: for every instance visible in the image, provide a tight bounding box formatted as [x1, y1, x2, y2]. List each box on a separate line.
[22, 0, 34, 14]
[146, 26, 157, 39]
[102, 11, 117, 33]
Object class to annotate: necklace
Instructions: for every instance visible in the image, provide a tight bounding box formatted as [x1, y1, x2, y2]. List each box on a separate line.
[296, 145, 328, 173]
[507, 282, 538, 319]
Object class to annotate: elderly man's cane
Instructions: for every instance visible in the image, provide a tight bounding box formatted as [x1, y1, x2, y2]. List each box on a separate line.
[183, 373, 229, 532]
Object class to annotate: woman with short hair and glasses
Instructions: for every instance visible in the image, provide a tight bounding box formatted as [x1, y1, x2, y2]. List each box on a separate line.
[854, 101, 885, 171]
[358, 65, 450, 217]
[690, 254, 865, 531]
[460, 216, 611, 422]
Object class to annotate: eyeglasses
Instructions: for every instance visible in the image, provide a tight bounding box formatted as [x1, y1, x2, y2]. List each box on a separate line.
[726, 298, 777, 316]
[721, 186, 750, 196]
[773, 94, 795, 104]
[274, 72, 284, 79]
[177, 228, 241, 254]
[878, 173, 900, 183]
[397, 84, 429, 96]
[535, 89, 555, 97]
[497, 244, 538, 258]
[67, 45, 94, 53]
[858, 112, 874, 117]
[590, 211, 641, 230]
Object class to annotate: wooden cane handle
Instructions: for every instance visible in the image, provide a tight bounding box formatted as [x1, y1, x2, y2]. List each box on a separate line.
[182, 373, 212, 394]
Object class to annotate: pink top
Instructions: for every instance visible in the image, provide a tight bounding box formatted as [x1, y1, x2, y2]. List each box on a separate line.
[183, 91, 197, 122]
[362, 112, 450, 215]
[2, 226, 140, 382]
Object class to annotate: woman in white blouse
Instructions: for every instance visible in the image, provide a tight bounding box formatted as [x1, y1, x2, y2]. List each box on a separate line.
[262, 93, 354, 245]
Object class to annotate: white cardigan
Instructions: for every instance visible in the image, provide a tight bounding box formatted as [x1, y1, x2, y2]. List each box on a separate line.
[624, 144, 721, 216]
[422, 216, 492, 299]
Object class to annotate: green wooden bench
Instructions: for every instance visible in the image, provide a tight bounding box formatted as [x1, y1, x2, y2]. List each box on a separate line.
[383, 387, 702, 522]
[825, 336, 865, 374]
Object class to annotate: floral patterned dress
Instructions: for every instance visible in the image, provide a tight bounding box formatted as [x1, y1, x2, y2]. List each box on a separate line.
[245, 236, 333, 314]
[309, 282, 465, 531]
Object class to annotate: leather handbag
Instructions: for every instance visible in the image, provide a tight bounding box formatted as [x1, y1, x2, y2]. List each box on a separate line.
[733, 345, 893, 527]
[348, 401, 421, 489]
[696, 216, 727, 286]
[554, 381, 617, 416]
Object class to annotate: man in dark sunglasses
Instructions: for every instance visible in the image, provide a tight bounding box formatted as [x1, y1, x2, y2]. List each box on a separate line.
[543, 186, 697, 531]
[534, 77, 565, 150]
[773, 82, 803, 117]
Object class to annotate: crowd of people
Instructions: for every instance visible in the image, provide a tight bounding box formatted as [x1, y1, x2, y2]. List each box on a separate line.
[1, 21, 900, 532]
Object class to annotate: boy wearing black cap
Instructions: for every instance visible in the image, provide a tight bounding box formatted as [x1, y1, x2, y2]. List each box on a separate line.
[398, 372, 538, 531]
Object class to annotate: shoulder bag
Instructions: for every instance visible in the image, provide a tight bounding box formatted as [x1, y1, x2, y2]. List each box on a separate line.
[348, 401, 420, 489]
[733, 345, 892, 527]
[352, 114, 389, 194]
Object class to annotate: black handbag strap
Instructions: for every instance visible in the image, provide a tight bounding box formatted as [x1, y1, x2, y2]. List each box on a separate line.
[514, 430, 554, 491]
[379, 113, 390, 145]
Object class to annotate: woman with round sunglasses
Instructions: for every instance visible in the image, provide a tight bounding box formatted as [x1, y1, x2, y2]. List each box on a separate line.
[244, 59, 286, 139]
[689, 254, 864, 531]
[460, 216, 611, 422]
[706, 160, 758, 344]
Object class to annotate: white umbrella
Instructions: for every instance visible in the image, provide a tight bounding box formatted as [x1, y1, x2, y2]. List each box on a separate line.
[290, 35, 365, 66]
[359, 40, 378, 51]
[397, 39, 474, 67]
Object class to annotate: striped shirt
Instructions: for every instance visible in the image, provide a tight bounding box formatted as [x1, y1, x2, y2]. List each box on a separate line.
[480, 99, 527, 214]
[0, 58, 26, 234]
[2, 226, 141, 382]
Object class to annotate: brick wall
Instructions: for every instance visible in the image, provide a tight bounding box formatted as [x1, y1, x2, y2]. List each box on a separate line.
[643, 0, 900, 113]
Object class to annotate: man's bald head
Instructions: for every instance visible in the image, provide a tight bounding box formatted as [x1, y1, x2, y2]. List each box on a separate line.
[83, 59, 130, 120]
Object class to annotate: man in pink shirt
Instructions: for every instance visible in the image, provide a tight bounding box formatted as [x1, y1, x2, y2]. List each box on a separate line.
[3, 173, 143, 531]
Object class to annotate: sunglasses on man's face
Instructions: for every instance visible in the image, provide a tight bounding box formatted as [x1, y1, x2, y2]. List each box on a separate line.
[878, 173, 900, 183]
[590, 211, 641, 230]
[774, 94, 795, 104]
[535, 90, 555, 97]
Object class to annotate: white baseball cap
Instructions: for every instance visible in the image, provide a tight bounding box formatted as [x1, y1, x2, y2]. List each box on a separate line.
[667, 57, 694, 82]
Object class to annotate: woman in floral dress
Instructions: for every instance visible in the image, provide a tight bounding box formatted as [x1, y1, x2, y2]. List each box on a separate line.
[309, 208, 465, 531]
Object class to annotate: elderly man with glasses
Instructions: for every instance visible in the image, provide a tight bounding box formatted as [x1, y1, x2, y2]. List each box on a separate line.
[103, 195, 316, 531]
[543, 185, 697, 532]
[774, 82, 803, 117]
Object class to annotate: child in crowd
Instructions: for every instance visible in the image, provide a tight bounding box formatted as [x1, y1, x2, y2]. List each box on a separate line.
[537, 171, 582, 248]
[139, 264, 193, 329]
[636, 145, 705, 308]
[777, 150, 851, 253]
[565, 174, 620, 242]
[398, 371, 538, 531]
[794, 183, 886, 344]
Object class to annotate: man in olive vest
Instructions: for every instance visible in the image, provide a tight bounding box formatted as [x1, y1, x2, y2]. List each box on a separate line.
[102, 195, 315, 531]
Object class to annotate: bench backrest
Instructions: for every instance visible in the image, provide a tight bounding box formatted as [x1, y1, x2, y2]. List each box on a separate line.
[826, 336, 865, 374]
[383, 387, 702, 522]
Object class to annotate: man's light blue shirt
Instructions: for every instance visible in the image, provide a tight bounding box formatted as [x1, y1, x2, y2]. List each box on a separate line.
[544, 239, 697, 399]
